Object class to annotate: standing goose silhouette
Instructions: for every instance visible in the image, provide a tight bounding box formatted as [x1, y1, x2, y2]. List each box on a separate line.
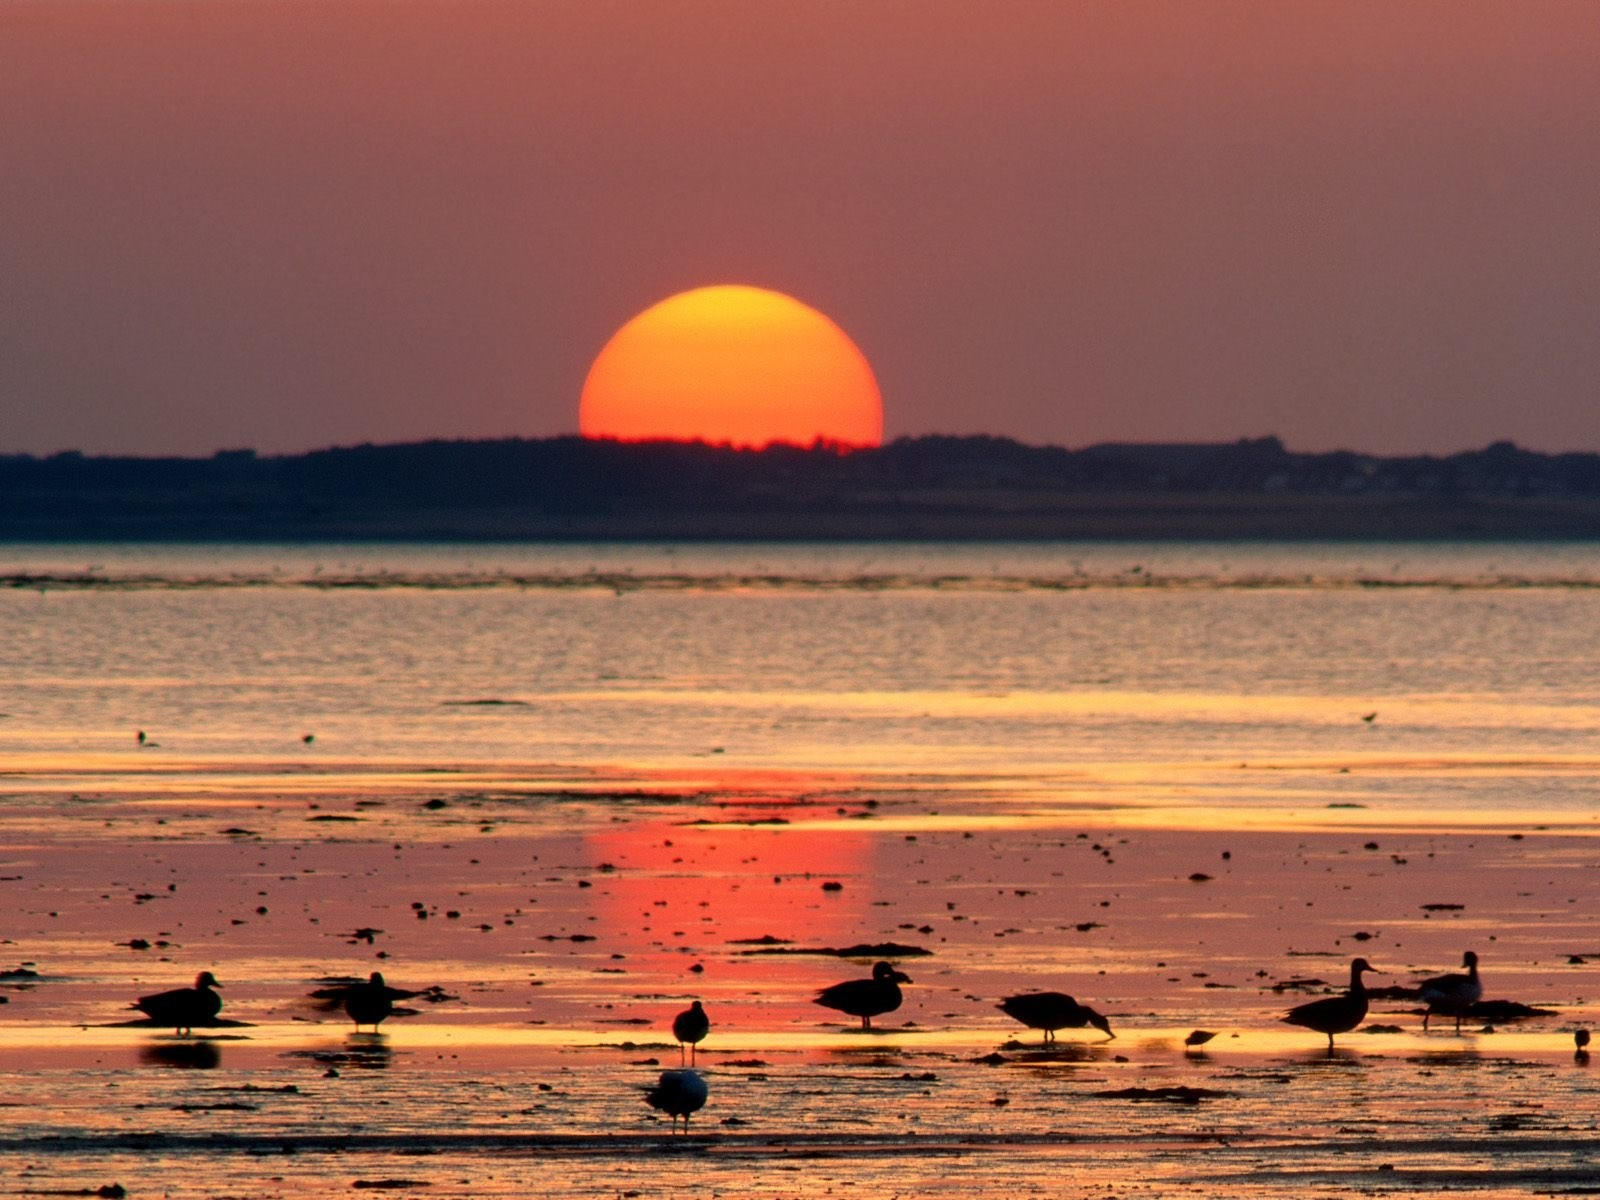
[134, 971, 223, 1036]
[1419, 951, 1482, 1033]
[1281, 958, 1377, 1050]
[344, 972, 411, 1033]
[814, 961, 911, 1030]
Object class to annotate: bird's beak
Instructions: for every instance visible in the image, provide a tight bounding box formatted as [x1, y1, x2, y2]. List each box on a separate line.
[896, 971, 912, 983]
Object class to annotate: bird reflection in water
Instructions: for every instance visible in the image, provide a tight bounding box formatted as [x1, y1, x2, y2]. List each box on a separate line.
[139, 1040, 221, 1070]
[338, 1033, 394, 1069]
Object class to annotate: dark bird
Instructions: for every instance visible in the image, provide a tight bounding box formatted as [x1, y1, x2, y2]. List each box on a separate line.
[343, 971, 408, 1032]
[644, 1068, 707, 1134]
[307, 972, 421, 1031]
[1420, 950, 1482, 1033]
[133, 971, 222, 1035]
[672, 1000, 709, 1064]
[136, 730, 147, 745]
[301, 733, 315, 744]
[814, 961, 911, 1030]
[1576, 1028, 1591, 1062]
[1361, 712, 1378, 723]
[1184, 1030, 1218, 1048]
[1281, 957, 1376, 1049]
[997, 992, 1114, 1044]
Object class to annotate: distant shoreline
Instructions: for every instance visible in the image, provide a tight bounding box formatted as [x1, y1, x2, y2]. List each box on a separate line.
[9, 435, 1600, 540]
[7, 495, 1600, 541]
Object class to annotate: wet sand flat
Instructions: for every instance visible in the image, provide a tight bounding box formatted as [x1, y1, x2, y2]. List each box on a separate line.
[4, 752, 1599, 1198]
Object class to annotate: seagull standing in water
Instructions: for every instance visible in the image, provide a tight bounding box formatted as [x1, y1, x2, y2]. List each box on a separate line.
[814, 961, 911, 1030]
[997, 992, 1114, 1044]
[644, 1069, 707, 1134]
[133, 971, 223, 1036]
[1420, 951, 1482, 1033]
[1281, 958, 1377, 1050]
[672, 1000, 709, 1064]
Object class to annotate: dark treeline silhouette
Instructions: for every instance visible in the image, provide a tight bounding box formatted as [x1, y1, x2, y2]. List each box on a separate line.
[8, 435, 1600, 539]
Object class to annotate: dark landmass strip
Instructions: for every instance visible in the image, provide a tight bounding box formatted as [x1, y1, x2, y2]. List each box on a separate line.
[8, 435, 1600, 540]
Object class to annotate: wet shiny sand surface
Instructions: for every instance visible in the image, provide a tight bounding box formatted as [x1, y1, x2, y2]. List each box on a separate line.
[4, 759, 1599, 1197]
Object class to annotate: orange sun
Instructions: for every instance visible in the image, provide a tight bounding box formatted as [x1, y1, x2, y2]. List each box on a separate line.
[579, 285, 884, 448]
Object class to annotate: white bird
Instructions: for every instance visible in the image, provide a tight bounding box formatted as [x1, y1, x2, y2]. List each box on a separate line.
[644, 1069, 707, 1134]
[1420, 950, 1482, 1033]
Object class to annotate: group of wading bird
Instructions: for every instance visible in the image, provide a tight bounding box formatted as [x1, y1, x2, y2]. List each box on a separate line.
[131, 949, 1543, 1134]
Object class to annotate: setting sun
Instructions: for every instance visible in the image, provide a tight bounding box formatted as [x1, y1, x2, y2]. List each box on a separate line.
[579, 285, 884, 448]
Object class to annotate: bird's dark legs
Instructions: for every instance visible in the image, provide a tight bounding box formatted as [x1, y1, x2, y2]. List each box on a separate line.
[861, 1016, 871, 1030]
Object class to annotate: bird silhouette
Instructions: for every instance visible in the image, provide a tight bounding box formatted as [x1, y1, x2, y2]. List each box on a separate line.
[814, 961, 911, 1030]
[644, 1068, 707, 1134]
[308, 972, 419, 1032]
[1184, 1030, 1218, 1048]
[672, 1000, 709, 1065]
[1575, 1028, 1591, 1063]
[1420, 951, 1482, 1033]
[342, 972, 409, 1032]
[997, 991, 1114, 1044]
[133, 971, 222, 1035]
[1282, 958, 1376, 1050]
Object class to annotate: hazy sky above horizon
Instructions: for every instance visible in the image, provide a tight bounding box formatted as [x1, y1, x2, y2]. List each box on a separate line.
[4, 0, 1599, 458]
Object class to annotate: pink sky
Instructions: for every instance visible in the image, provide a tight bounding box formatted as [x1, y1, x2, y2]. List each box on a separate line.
[4, 1, 1598, 456]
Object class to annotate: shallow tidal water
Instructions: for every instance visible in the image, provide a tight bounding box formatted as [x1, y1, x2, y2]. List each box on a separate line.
[3, 541, 1600, 1196]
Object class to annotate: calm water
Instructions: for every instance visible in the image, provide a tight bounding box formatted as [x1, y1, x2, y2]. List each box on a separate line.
[4, 541, 1599, 1196]
[6, 540, 1600, 773]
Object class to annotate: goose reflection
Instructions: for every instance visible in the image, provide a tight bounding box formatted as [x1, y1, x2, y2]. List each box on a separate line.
[139, 1041, 221, 1069]
[340, 1032, 394, 1069]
